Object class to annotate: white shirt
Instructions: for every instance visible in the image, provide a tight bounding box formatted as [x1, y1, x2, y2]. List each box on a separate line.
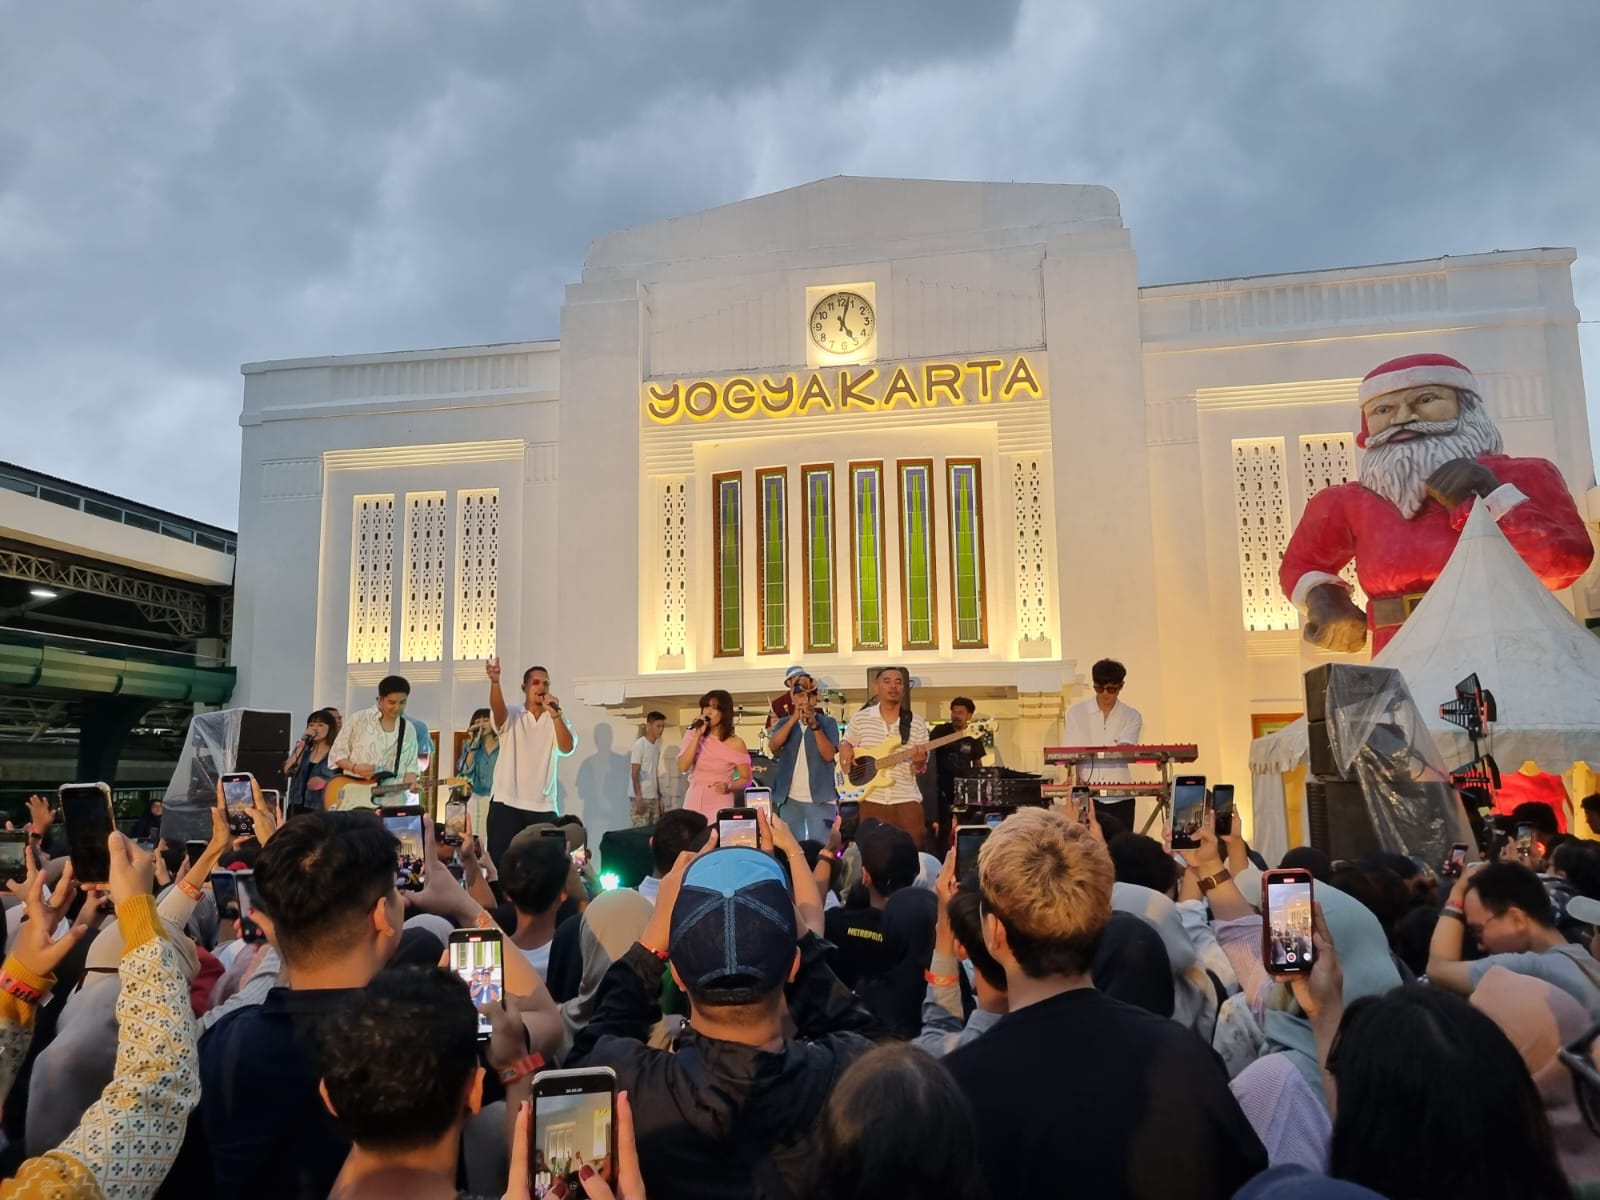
[843, 703, 929, 806]
[492, 704, 574, 811]
[788, 731, 813, 803]
[630, 736, 662, 800]
[637, 875, 662, 906]
[329, 706, 419, 779]
[521, 940, 552, 980]
[1062, 697, 1143, 787]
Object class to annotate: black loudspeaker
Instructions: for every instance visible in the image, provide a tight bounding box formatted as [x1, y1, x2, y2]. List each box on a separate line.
[235, 710, 293, 798]
[598, 826, 655, 889]
[1306, 779, 1382, 862]
[1306, 720, 1343, 782]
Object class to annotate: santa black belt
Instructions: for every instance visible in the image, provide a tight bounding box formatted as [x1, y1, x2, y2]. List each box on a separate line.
[1369, 590, 1428, 628]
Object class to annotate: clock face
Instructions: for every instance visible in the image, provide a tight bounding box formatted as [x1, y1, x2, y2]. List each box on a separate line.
[809, 291, 875, 356]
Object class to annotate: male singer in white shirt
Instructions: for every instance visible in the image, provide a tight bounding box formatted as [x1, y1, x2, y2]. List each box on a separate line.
[328, 675, 421, 788]
[485, 656, 577, 866]
[1061, 658, 1143, 830]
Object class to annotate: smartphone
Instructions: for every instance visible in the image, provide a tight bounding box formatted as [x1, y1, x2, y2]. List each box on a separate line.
[59, 782, 115, 885]
[443, 797, 468, 846]
[379, 805, 428, 892]
[717, 807, 760, 850]
[1211, 784, 1235, 838]
[220, 771, 256, 837]
[449, 928, 504, 1040]
[532, 1067, 617, 1195]
[260, 789, 281, 819]
[744, 787, 773, 822]
[837, 800, 861, 843]
[234, 868, 267, 944]
[955, 826, 990, 886]
[1442, 842, 1469, 879]
[210, 869, 240, 915]
[0, 830, 30, 885]
[1071, 786, 1092, 825]
[1516, 823, 1536, 860]
[1170, 775, 1207, 851]
[185, 839, 208, 866]
[1262, 868, 1316, 976]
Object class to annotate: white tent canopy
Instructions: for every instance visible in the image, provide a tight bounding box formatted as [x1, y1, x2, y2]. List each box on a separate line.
[1248, 500, 1600, 863]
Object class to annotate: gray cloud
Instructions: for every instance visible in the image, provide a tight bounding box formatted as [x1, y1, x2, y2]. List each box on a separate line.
[1, 0, 1596, 528]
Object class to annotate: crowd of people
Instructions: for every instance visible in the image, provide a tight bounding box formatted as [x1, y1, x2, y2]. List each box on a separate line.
[7, 660, 1600, 1200]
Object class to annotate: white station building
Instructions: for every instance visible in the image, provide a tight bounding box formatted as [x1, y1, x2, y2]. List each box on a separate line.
[230, 176, 1600, 836]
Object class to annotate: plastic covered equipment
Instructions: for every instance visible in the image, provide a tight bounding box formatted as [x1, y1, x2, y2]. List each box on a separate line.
[1325, 663, 1477, 868]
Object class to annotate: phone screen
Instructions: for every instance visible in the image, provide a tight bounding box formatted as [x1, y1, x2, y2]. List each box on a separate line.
[837, 800, 860, 842]
[955, 826, 989, 885]
[1212, 785, 1235, 837]
[533, 1069, 617, 1198]
[221, 773, 256, 836]
[718, 809, 759, 850]
[744, 788, 773, 821]
[259, 789, 281, 818]
[450, 931, 504, 1039]
[443, 798, 468, 845]
[60, 783, 114, 884]
[1170, 777, 1207, 851]
[0, 831, 30, 884]
[185, 839, 208, 865]
[1071, 787, 1092, 824]
[381, 807, 428, 891]
[1516, 823, 1536, 857]
[234, 869, 267, 943]
[1443, 843, 1469, 879]
[1264, 872, 1315, 975]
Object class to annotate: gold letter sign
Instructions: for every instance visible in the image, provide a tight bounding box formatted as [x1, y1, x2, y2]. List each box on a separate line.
[642, 353, 1044, 425]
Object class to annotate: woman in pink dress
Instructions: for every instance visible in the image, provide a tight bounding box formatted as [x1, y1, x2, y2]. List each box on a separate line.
[678, 689, 752, 819]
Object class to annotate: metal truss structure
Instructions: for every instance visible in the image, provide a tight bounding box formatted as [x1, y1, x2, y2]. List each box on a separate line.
[0, 546, 214, 639]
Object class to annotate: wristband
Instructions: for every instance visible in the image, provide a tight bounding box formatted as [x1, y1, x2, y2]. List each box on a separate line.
[639, 940, 669, 962]
[178, 879, 204, 902]
[498, 1052, 546, 1085]
[0, 972, 45, 1005]
[924, 970, 960, 988]
[1441, 904, 1465, 922]
[472, 909, 495, 930]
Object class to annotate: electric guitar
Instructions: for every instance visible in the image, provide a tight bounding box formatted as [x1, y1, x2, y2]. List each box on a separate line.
[322, 774, 470, 812]
[834, 729, 975, 804]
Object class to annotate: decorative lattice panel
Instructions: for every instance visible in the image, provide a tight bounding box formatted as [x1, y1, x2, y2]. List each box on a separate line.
[1010, 457, 1048, 643]
[454, 489, 498, 660]
[401, 492, 448, 662]
[348, 495, 396, 664]
[1232, 439, 1298, 632]
[657, 478, 688, 661]
[1298, 433, 1368, 608]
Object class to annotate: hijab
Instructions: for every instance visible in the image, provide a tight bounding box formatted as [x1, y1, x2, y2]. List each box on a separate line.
[1111, 882, 1214, 1032]
[1091, 911, 1175, 1018]
[1472, 965, 1600, 1184]
[558, 889, 654, 1062]
[1262, 884, 1401, 1095]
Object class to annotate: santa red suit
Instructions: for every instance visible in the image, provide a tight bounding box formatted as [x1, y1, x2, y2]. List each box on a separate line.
[1280, 354, 1594, 652]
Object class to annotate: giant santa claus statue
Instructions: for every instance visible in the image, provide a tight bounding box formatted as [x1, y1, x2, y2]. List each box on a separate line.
[1281, 352, 1594, 653]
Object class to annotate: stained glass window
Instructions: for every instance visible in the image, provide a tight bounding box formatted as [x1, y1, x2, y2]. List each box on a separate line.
[756, 468, 787, 654]
[898, 461, 937, 649]
[802, 465, 837, 653]
[713, 472, 743, 656]
[850, 462, 886, 650]
[947, 461, 988, 648]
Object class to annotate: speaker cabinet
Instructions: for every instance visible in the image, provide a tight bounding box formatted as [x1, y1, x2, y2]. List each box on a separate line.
[597, 826, 655, 889]
[1306, 779, 1381, 862]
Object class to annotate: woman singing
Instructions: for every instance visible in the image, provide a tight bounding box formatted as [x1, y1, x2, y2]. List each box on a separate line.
[284, 708, 339, 815]
[679, 689, 752, 819]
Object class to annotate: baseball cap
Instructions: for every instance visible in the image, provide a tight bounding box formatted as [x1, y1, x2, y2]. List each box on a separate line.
[509, 821, 585, 855]
[669, 848, 797, 1004]
[1568, 894, 1600, 927]
[857, 821, 920, 894]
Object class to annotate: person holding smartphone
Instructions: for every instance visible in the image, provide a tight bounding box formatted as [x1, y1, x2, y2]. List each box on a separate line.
[768, 670, 841, 843]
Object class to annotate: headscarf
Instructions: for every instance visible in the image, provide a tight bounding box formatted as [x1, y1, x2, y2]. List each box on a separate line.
[1262, 883, 1401, 1095]
[1091, 911, 1175, 1018]
[1472, 966, 1600, 1184]
[1111, 882, 1214, 1032]
[558, 889, 654, 1062]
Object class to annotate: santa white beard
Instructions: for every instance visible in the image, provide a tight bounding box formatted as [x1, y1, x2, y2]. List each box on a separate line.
[1358, 394, 1503, 518]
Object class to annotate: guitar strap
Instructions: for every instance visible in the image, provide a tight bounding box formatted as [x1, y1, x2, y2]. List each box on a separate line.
[899, 709, 912, 747]
[391, 716, 409, 779]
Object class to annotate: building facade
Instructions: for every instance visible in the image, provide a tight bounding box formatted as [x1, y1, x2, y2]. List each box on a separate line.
[231, 177, 1600, 836]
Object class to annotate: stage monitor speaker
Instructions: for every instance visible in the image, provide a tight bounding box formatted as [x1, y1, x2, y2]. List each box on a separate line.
[598, 827, 654, 890]
[1306, 779, 1381, 863]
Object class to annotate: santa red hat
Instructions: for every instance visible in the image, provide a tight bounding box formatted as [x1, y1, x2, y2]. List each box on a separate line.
[1356, 353, 1477, 447]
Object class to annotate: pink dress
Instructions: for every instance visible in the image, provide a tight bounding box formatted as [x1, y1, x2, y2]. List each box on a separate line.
[684, 734, 751, 818]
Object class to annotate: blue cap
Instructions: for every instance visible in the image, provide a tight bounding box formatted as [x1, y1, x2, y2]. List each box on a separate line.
[784, 664, 810, 683]
[669, 848, 796, 1003]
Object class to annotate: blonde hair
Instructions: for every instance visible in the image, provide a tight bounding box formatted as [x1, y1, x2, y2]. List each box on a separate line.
[978, 807, 1113, 978]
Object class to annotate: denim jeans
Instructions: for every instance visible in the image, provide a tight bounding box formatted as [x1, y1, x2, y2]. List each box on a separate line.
[783, 799, 837, 844]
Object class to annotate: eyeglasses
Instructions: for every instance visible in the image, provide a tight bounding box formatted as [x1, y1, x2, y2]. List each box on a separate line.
[1093, 684, 1123, 694]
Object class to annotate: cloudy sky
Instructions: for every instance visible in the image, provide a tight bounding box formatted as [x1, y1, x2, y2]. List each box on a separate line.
[4, 0, 1598, 529]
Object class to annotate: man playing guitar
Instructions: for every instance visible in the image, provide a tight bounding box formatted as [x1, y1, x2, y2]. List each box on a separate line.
[838, 666, 930, 848]
[326, 674, 420, 809]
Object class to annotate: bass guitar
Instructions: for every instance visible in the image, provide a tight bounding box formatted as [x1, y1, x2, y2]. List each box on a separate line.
[834, 729, 975, 804]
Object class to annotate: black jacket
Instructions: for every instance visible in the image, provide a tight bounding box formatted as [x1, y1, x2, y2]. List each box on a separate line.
[571, 935, 879, 1200]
